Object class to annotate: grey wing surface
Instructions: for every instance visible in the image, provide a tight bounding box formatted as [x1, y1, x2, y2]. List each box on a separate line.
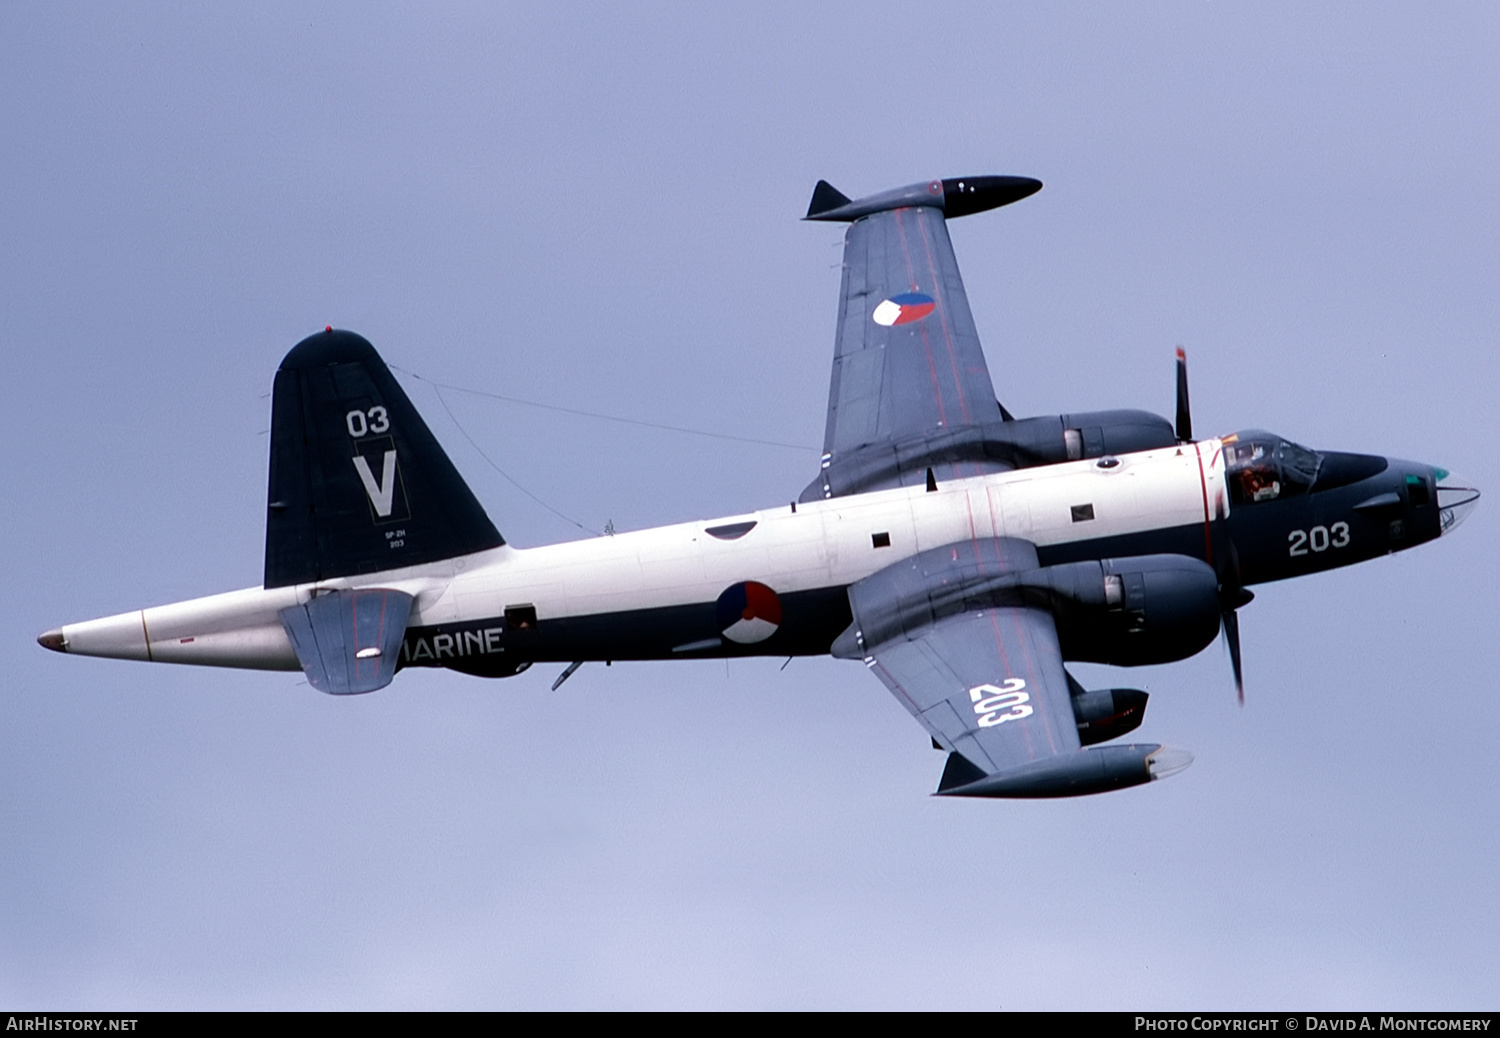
[872, 603, 1081, 777]
[802, 178, 1045, 501]
[824, 204, 1000, 455]
[835, 537, 1179, 798]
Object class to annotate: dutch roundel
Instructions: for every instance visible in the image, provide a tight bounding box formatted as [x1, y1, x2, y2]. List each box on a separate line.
[871, 292, 936, 327]
[715, 581, 783, 644]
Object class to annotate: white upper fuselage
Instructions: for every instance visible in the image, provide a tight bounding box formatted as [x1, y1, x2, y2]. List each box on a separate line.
[55, 441, 1229, 670]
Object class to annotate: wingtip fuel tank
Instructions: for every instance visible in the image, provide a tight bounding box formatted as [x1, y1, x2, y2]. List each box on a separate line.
[804, 174, 1042, 222]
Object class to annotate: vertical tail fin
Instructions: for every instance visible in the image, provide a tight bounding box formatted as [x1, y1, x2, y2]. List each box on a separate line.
[264, 328, 504, 588]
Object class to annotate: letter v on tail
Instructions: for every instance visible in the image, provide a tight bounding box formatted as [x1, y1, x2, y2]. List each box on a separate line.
[353, 451, 399, 517]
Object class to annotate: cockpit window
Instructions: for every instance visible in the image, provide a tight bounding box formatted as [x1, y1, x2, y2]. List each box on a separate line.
[1223, 431, 1322, 505]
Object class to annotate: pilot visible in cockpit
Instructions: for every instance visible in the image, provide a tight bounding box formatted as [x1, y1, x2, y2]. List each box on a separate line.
[1239, 466, 1281, 502]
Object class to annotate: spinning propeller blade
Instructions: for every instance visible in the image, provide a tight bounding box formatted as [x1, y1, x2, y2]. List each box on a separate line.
[1213, 489, 1253, 706]
[1221, 606, 1244, 706]
[1175, 346, 1192, 442]
[1191, 354, 1250, 706]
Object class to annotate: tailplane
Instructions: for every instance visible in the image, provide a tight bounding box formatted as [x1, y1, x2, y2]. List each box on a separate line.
[264, 328, 504, 588]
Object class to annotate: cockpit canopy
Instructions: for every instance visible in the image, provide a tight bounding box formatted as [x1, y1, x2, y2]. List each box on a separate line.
[1222, 431, 1322, 504]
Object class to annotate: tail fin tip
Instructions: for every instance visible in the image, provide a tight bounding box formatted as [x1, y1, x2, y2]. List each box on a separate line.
[263, 329, 504, 588]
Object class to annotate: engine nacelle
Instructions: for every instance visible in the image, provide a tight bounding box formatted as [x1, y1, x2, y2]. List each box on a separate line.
[801, 409, 1181, 500]
[1067, 671, 1149, 745]
[995, 409, 1180, 469]
[1042, 554, 1222, 666]
[835, 541, 1223, 670]
[1007, 554, 1221, 667]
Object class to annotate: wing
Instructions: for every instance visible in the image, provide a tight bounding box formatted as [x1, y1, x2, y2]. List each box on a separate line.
[825, 204, 997, 453]
[871, 602, 1082, 779]
[802, 176, 1041, 501]
[833, 537, 1182, 798]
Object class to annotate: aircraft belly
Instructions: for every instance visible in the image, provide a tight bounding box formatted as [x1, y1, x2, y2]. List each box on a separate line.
[401, 584, 852, 665]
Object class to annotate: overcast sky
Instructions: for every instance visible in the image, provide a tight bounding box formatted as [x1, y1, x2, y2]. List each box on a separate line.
[3, 2, 1497, 1010]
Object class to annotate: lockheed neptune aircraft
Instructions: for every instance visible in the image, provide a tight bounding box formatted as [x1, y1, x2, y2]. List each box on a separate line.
[39, 176, 1479, 797]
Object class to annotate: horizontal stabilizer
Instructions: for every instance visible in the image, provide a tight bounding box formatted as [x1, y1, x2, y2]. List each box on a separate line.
[279, 587, 413, 694]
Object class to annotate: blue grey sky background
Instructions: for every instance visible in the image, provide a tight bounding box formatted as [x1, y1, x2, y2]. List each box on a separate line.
[3, 2, 1497, 1009]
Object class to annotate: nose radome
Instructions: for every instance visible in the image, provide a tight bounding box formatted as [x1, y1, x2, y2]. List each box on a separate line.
[1434, 469, 1479, 536]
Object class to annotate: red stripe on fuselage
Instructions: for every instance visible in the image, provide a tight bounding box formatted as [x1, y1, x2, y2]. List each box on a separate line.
[1193, 441, 1214, 565]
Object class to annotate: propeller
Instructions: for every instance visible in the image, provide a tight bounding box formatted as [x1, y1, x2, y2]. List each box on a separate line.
[1175, 346, 1249, 703]
[1175, 346, 1192, 442]
[1217, 553, 1252, 705]
[1221, 607, 1243, 703]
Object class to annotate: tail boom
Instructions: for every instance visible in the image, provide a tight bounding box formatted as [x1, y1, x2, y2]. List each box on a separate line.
[39, 585, 303, 671]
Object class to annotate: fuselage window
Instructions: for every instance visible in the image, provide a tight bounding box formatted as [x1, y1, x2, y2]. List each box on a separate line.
[706, 520, 757, 540]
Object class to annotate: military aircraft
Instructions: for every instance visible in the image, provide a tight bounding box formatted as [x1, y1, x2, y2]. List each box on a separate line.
[38, 175, 1479, 798]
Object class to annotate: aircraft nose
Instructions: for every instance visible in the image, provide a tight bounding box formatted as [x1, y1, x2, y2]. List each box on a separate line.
[1433, 468, 1479, 536]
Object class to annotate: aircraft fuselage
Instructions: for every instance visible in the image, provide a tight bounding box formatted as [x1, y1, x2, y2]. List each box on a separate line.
[50, 435, 1452, 680]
